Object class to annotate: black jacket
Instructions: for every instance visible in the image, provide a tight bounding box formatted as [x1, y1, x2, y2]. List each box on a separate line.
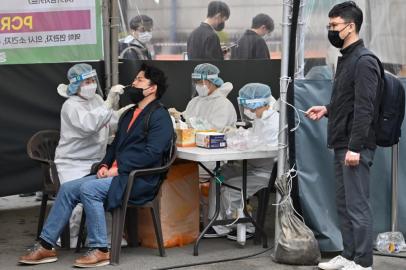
[326, 39, 381, 152]
[187, 23, 223, 60]
[102, 100, 173, 210]
[231, 30, 270, 60]
[118, 40, 152, 60]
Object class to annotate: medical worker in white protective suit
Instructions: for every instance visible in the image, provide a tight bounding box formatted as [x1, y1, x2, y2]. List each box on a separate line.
[205, 83, 279, 239]
[54, 63, 130, 247]
[169, 63, 237, 193]
[169, 63, 237, 131]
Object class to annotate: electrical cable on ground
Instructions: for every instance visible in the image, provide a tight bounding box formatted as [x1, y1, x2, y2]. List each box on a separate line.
[153, 245, 274, 270]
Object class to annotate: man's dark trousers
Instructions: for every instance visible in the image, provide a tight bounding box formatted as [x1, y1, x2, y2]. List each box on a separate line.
[334, 148, 375, 268]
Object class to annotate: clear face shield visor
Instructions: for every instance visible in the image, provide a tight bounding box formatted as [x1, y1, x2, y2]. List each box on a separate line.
[69, 69, 104, 98]
[237, 97, 271, 122]
[190, 73, 218, 97]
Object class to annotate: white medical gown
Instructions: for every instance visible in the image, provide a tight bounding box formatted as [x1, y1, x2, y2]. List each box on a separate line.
[54, 95, 116, 184]
[183, 82, 237, 131]
[209, 106, 279, 233]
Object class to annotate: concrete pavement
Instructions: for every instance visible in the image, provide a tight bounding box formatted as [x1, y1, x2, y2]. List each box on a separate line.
[0, 195, 404, 270]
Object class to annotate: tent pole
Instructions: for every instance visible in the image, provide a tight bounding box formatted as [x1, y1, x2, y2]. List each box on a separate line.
[274, 0, 293, 247]
[102, 0, 112, 92]
[391, 143, 399, 232]
[296, 0, 306, 79]
[110, 0, 120, 86]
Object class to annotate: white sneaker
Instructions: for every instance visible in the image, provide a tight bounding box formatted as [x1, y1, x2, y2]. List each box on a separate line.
[342, 261, 372, 270]
[318, 255, 352, 270]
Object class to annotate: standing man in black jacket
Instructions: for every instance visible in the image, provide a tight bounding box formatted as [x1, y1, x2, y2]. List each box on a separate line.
[231, 13, 274, 60]
[306, 2, 380, 270]
[187, 1, 230, 60]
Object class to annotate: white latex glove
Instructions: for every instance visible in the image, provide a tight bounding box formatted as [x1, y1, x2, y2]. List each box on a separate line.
[110, 84, 125, 94]
[168, 107, 182, 121]
[222, 126, 237, 134]
[57, 84, 69, 98]
[105, 84, 125, 110]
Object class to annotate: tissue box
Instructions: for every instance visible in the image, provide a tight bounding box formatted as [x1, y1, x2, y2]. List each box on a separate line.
[195, 132, 227, 149]
[176, 128, 196, 147]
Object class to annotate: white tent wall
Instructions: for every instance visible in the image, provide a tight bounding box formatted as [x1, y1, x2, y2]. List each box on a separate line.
[300, 0, 406, 77]
[368, 0, 406, 66]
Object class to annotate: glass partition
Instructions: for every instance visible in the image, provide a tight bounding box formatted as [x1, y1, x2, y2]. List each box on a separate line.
[300, 0, 406, 78]
[118, 0, 283, 60]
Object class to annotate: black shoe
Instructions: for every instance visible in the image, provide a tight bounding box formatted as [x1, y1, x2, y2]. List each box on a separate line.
[203, 227, 224, 238]
[226, 229, 254, 241]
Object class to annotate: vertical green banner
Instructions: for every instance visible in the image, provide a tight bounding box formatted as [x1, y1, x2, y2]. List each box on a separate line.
[0, 0, 103, 64]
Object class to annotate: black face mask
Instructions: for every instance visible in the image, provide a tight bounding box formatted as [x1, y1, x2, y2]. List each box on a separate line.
[127, 87, 146, 104]
[328, 30, 345, 48]
[214, 21, 225, 31]
[328, 24, 350, 48]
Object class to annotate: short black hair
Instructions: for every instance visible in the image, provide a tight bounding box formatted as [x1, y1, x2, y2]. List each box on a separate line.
[252, 13, 274, 32]
[129, 15, 153, 31]
[139, 63, 168, 99]
[328, 1, 363, 33]
[207, 1, 230, 19]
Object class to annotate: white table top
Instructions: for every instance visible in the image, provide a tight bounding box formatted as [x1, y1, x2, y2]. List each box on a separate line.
[177, 146, 278, 162]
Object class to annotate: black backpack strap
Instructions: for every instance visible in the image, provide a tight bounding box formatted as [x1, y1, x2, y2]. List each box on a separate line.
[356, 48, 384, 79]
[143, 102, 164, 137]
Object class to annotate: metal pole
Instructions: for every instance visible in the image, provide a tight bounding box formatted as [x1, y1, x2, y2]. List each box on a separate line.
[296, 0, 306, 79]
[170, 0, 178, 54]
[275, 0, 293, 247]
[110, 0, 120, 86]
[102, 0, 112, 92]
[118, 0, 128, 34]
[391, 143, 399, 232]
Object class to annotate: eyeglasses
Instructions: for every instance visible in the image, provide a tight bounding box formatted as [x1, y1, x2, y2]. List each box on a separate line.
[325, 22, 349, 30]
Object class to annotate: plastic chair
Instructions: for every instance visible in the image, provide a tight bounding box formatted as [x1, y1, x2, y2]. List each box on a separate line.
[110, 134, 177, 264]
[26, 130, 70, 249]
[254, 161, 278, 244]
[76, 134, 177, 264]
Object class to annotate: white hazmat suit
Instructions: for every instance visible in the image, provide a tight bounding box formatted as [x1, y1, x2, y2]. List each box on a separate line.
[54, 94, 117, 184]
[209, 101, 279, 235]
[183, 82, 237, 131]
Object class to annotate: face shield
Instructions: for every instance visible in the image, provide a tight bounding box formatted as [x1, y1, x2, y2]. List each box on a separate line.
[237, 96, 271, 122]
[190, 73, 219, 98]
[68, 69, 104, 99]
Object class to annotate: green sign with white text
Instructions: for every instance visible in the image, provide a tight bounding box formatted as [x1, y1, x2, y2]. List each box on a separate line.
[0, 0, 103, 64]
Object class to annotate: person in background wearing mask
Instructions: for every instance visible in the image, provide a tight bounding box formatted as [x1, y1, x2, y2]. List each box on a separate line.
[231, 14, 274, 60]
[18, 63, 173, 267]
[53, 63, 130, 248]
[119, 15, 153, 60]
[170, 63, 237, 131]
[187, 1, 230, 60]
[306, 2, 380, 270]
[204, 83, 279, 238]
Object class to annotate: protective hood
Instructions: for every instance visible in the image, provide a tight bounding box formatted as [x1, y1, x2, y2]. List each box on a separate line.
[208, 82, 233, 99]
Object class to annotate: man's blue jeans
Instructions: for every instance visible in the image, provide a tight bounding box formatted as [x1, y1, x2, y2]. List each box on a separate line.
[40, 175, 113, 248]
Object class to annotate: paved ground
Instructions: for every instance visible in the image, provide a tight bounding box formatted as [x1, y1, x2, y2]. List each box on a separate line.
[0, 195, 405, 270]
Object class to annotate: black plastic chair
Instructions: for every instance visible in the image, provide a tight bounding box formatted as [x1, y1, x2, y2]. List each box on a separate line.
[76, 134, 177, 264]
[26, 130, 70, 249]
[110, 134, 177, 264]
[254, 161, 278, 244]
